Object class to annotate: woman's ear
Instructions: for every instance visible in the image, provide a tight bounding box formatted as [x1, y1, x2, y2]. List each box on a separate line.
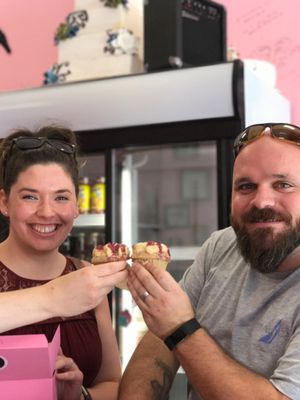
[0, 189, 8, 217]
[74, 205, 79, 219]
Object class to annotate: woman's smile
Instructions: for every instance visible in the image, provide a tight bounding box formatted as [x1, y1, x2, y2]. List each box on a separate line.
[31, 224, 59, 234]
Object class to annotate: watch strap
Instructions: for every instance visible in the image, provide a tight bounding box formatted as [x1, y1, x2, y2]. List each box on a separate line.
[164, 318, 201, 351]
[81, 385, 92, 400]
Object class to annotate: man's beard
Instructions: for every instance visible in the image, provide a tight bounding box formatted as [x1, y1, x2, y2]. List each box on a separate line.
[231, 207, 300, 273]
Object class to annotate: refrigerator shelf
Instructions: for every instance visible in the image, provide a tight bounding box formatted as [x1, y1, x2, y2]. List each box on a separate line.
[74, 213, 105, 227]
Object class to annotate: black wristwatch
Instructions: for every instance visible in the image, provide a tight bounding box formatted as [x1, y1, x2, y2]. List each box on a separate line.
[81, 385, 92, 400]
[164, 318, 201, 351]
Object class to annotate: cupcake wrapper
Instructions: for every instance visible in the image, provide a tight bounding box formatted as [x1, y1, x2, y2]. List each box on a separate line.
[132, 258, 169, 270]
[116, 278, 129, 290]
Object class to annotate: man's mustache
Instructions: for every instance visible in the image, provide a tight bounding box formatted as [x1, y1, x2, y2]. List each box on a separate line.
[241, 207, 292, 224]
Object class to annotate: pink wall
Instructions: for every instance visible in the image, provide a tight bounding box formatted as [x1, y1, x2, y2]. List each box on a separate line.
[222, 0, 300, 124]
[0, 0, 73, 91]
[0, 1, 299, 124]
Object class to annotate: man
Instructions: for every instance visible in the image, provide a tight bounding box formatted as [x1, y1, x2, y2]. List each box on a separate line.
[119, 123, 300, 400]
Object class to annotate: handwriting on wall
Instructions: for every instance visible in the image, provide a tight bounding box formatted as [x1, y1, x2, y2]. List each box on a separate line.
[222, 0, 300, 124]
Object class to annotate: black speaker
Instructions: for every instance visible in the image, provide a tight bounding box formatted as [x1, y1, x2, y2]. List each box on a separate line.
[144, 0, 227, 71]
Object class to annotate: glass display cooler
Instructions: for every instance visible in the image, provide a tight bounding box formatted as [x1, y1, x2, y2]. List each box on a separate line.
[0, 60, 290, 399]
[59, 154, 106, 263]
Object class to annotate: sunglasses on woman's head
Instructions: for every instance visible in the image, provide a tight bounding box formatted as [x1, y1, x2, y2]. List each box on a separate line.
[233, 123, 300, 159]
[12, 136, 76, 154]
[1, 136, 76, 186]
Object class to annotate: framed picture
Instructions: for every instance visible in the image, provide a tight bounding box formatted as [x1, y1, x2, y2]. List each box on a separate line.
[181, 169, 210, 201]
[165, 204, 189, 228]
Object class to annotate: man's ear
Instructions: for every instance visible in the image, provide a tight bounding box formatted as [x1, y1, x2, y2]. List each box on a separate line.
[0, 189, 8, 216]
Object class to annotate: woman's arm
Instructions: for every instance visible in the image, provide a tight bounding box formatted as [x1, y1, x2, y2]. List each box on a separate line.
[0, 262, 127, 333]
[0, 285, 61, 333]
[86, 297, 122, 400]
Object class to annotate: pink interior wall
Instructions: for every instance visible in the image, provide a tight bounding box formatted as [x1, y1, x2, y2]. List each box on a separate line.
[0, 0, 74, 91]
[221, 0, 300, 125]
[0, 1, 299, 124]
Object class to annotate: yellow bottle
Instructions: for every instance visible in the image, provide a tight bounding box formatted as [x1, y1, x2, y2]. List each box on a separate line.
[91, 177, 105, 214]
[78, 177, 91, 214]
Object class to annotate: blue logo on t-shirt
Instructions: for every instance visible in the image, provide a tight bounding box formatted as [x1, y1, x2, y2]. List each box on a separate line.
[259, 320, 282, 344]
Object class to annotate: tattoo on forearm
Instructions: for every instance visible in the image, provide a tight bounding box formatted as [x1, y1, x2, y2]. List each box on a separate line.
[150, 358, 173, 400]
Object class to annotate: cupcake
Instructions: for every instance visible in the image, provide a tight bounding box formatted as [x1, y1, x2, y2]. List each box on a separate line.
[92, 243, 130, 290]
[131, 241, 171, 270]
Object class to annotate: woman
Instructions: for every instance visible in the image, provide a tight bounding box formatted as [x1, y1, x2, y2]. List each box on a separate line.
[0, 126, 127, 400]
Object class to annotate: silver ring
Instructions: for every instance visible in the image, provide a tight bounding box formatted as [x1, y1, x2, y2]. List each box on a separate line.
[140, 291, 150, 302]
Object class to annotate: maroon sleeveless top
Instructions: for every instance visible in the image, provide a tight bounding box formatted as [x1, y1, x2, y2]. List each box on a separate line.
[0, 257, 102, 387]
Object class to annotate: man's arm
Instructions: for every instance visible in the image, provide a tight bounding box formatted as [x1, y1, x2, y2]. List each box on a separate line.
[126, 263, 292, 400]
[120, 327, 290, 400]
[119, 331, 180, 399]
[173, 327, 290, 400]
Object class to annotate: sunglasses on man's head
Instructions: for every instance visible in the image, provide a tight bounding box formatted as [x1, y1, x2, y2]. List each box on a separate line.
[12, 136, 76, 154]
[233, 123, 300, 159]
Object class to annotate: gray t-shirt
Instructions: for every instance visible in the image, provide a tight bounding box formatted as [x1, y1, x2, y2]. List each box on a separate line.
[180, 227, 300, 400]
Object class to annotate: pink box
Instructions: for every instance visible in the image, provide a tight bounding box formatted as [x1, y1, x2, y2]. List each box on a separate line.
[0, 326, 60, 400]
